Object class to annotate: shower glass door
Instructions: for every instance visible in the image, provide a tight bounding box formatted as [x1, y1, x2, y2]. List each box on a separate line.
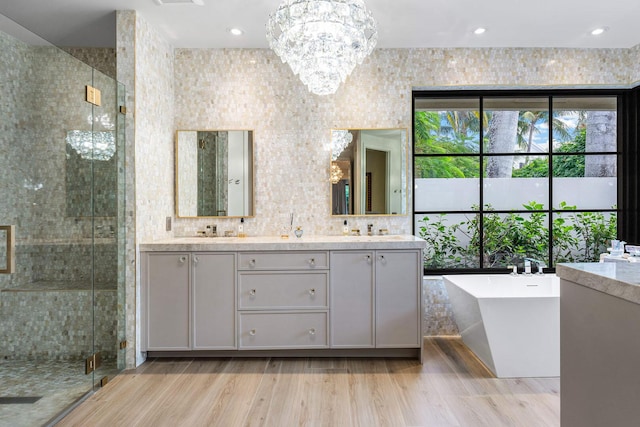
[0, 14, 125, 426]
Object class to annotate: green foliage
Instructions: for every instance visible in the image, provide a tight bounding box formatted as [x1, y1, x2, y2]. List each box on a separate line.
[555, 201, 617, 262]
[512, 158, 548, 177]
[414, 111, 480, 179]
[553, 129, 586, 177]
[415, 156, 479, 179]
[418, 200, 617, 270]
[415, 112, 587, 179]
[418, 214, 464, 269]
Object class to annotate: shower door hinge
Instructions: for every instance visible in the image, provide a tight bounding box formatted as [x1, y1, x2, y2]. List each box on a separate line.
[85, 85, 102, 106]
[119, 340, 127, 349]
[119, 105, 127, 114]
[85, 352, 102, 375]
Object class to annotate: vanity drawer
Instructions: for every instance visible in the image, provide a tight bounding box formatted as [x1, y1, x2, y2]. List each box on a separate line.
[238, 252, 328, 270]
[239, 312, 328, 349]
[238, 272, 328, 309]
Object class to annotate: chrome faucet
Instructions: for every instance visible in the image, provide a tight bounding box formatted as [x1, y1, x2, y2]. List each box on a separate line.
[524, 257, 546, 275]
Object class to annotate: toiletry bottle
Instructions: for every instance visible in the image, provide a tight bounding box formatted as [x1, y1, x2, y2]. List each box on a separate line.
[238, 218, 245, 238]
[343, 220, 349, 236]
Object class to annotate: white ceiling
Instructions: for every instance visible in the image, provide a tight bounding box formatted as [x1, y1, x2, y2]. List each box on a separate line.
[1, 0, 640, 49]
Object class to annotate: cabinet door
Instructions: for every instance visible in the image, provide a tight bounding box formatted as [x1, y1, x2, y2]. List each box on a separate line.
[330, 251, 374, 347]
[145, 253, 190, 350]
[192, 253, 236, 349]
[376, 250, 420, 347]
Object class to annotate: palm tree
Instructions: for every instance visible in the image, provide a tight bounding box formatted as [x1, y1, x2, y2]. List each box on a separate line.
[485, 110, 519, 177]
[585, 110, 616, 177]
[518, 111, 573, 157]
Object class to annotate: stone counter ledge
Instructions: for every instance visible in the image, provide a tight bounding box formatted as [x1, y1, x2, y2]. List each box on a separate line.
[139, 234, 426, 252]
[556, 262, 640, 305]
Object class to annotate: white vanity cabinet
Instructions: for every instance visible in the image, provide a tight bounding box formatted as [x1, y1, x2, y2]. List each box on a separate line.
[141, 252, 236, 351]
[142, 252, 191, 351]
[237, 251, 329, 349]
[330, 251, 375, 347]
[330, 250, 421, 349]
[140, 235, 426, 359]
[374, 250, 421, 347]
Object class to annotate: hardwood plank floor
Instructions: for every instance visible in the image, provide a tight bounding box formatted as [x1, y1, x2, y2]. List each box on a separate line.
[57, 337, 559, 427]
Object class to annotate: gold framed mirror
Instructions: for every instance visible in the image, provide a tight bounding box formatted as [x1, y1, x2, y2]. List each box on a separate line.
[175, 130, 254, 218]
[331, 128, 407, 216]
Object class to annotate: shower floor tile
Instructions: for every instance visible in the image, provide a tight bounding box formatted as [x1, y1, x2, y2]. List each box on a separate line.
[0, 359, 119, 427]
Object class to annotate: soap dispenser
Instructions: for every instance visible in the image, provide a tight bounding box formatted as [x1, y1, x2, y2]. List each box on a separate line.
[238, 218, 246, 238]
[343, 220, 349, 236]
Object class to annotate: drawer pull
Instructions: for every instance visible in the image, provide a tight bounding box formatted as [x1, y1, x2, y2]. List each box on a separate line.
[308, 288, 315, 296]
[249, 329, 256, 336]
[249, 289, 256, 297]
[308, 258, 315, 267]
[249, 259, 256, 268]
[308, 328, 316, 336]
[179, 256, 187, 264]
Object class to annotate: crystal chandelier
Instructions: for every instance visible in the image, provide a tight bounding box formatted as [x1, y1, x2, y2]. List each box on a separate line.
[330, 162, 344, 184]
[331, 130, 353, 160]
[266, 0, 378, 95]
[66, 130, 116, 161]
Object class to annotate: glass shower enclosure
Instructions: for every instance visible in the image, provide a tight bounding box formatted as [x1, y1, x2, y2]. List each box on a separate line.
[0, 15, 126, 426]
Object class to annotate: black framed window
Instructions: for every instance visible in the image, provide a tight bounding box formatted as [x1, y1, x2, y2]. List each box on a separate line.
[413, 90, 621, 274]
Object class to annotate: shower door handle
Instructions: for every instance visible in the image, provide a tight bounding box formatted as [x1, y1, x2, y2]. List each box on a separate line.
[0, 225, 15, 274]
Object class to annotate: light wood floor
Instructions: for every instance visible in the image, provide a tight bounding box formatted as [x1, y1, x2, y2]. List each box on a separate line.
[57, 337, 559, 427]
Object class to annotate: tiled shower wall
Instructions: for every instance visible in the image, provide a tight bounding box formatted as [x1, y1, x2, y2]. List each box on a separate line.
[120, 11, 640, 361]
[0, 29, 120, 359]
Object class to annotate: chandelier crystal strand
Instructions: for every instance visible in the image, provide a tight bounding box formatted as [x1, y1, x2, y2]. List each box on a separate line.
[331, 130, 353, 160]
[267, 0, 377, 95]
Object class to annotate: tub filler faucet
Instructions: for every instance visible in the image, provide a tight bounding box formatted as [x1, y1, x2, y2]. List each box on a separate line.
[524, 258, 546, 275]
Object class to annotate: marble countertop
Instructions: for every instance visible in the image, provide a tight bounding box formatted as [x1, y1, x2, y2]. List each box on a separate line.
[556, 262, 640, 305]
[139, 234, 426, 252]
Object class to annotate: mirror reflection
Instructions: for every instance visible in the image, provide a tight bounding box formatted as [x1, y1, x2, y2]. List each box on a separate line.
[176, 130, 254, 217]
[331, 129, 407, 216]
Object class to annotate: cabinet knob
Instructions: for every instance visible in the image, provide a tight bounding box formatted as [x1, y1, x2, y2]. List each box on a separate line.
[249, 289, 256, 297]
[249, 329, 256, 336]
[308, 288, 315, 296]
[193, 256, 199, 264]
[308, 328, 316, 336]
[179, 256, 187, 264]
[308, 258, 315, 267]
[365, 254, 372, 264]
[249, 259, 256, 268]
[378, 254, 386, 263]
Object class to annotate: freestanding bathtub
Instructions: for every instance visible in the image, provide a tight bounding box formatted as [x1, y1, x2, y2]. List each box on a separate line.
[442, 274, 559, 378]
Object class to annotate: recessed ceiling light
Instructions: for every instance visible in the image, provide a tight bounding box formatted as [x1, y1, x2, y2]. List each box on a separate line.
[229, 28, 244, 36]
[591, 27, 607, 36]
[474, 27, 486, 35]
[153, 0, 204, 5]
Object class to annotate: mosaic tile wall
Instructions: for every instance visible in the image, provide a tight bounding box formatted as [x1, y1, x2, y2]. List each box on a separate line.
[132, 13, 175, 244]
[629, 44, 640, 85]
[0, 290, 117, 360]
[61, 47, 117, 80]
[115, 10, 176, 367]
[423, 277, 459, 336]
[115, 10, 138, 368]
